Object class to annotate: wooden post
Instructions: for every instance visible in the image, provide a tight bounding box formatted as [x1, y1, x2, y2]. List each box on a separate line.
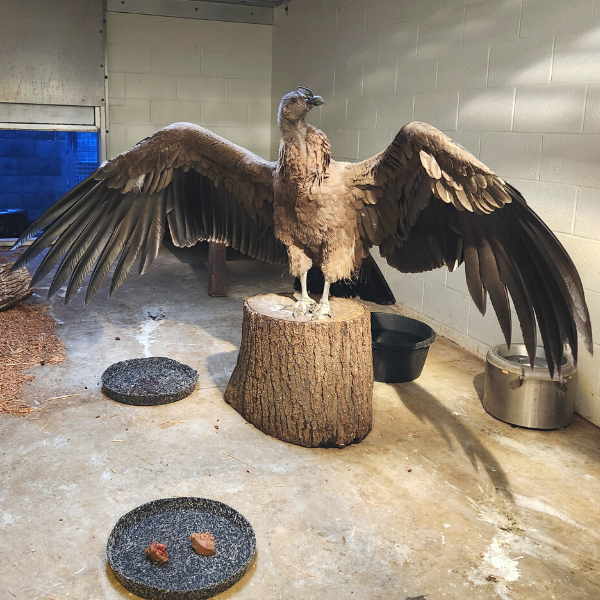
[0, 263, 32, 311]
[207, 242, 227, 297]
[224, 294, 373, 448]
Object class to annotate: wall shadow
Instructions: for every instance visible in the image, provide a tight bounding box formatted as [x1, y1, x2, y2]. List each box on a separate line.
[392, 380, 513, 500]
[473, 372, 485, 403]
[205, 350, 240, 390]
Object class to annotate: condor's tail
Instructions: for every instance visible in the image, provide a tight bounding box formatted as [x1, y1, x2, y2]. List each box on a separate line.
[294, 254, 396, 305]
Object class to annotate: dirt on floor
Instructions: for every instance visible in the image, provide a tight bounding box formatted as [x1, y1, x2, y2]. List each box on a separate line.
[0, 301, 66, 416]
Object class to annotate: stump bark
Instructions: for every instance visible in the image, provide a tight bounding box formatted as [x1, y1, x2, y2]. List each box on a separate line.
[0, 263, 32, 311]
[224, 294, 373, 448]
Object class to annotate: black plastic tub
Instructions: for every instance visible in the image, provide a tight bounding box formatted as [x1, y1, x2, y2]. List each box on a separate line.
[0, 209, 28, 238]
[371, 313, 436, 383]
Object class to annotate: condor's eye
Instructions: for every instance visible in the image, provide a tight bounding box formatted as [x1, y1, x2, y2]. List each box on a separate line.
[291, 98, 297, 103]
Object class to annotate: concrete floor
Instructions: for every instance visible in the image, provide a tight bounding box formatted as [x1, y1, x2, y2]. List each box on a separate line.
[1, 243, 600, 600]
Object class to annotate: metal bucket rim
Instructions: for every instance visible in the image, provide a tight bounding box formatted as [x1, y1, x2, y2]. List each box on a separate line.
[487, 344, 576, 380]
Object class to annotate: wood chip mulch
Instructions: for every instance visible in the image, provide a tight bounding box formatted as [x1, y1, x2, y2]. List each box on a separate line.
[0, 302, 66, 416]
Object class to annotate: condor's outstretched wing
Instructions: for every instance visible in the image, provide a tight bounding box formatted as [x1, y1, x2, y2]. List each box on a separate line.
[344, 121, 592, 377]
[12, 123, 287, 304]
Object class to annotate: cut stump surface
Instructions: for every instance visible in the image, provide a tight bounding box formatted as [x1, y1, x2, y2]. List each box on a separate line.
[224, 294, 373, 448]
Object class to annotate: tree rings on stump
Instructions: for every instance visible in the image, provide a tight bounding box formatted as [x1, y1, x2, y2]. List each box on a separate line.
[224, 294, 373, 448]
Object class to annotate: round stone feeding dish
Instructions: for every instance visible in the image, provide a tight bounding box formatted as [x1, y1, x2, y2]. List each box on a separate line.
[101, 357, 198, 406]
[107, 497, 256, 600]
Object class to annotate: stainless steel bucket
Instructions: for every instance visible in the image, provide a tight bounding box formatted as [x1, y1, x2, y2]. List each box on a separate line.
[482, 344, 577, 429]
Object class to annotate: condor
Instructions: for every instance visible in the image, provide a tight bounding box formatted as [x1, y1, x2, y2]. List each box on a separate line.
[12, 87, 592, 377]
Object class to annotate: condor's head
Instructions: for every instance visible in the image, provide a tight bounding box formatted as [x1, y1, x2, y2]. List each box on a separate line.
[278, 86, 325, 130]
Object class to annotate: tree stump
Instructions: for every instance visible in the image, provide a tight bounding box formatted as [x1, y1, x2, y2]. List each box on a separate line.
[0, 262, 32, 311]
[224, 294, 373, 448]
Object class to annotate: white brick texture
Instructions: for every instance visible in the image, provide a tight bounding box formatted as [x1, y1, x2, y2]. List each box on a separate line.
[376, 94, 413, 129]
[379, 20, 418, 60]
[152, 100, 201, 125]
[126, 74, 177, 100]
[520, 0, 594, 38]
[479, 132, 542, 180]
[414, 90, 459, 130]
[487, 36, 554, 87]
[366, 0, 401, 31]
[107, 12, 272, 160]
[422, 281, 471, 334]
[386, 271, 424, 313]
[397, 57, 438, 94]
[574, 187, 600, 240]
[513, 84, 587, 133]
[458, 88, 515, 132]
[358, 128, 392, 160]
[331, 128, 360, 160]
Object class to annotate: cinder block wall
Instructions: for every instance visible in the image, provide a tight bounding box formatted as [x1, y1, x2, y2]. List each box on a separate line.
[271, 0, 600, 424]
[106, 12, 272, 160]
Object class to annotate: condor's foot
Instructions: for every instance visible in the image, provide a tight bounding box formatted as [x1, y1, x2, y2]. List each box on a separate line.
[310, 299, 332, 320]
[291, 296, 317, 317]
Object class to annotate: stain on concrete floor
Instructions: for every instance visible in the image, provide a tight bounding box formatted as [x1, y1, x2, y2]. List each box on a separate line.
[1, 243, 600, 599]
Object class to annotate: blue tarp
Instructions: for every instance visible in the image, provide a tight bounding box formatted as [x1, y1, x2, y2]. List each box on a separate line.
[0, 130, 100, 223]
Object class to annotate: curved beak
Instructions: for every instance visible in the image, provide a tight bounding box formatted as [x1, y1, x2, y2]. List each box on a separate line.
[307, 95, 325, 107]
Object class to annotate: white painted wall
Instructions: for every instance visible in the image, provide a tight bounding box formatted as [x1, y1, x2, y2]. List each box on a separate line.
[106, 12, 272, 160]
[272, 0, 600, 424]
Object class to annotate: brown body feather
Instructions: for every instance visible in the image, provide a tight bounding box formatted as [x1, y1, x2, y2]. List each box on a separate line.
[273, 121, 367, 283]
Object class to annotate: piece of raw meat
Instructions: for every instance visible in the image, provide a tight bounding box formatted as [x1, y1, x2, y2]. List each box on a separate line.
[189, 532, 215, 556]
[145, 541, 168, 564]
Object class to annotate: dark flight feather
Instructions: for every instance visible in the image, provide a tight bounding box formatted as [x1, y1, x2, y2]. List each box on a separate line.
[12, 175, 99, 249]
[12, 182, 105, 273]
[85, 198, 143, 304]
[350, 120, 592, 376]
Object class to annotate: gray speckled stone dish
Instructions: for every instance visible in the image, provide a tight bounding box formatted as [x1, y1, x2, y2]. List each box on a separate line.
[107, 497, 256, 600]
[101, 357, 198, 406]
